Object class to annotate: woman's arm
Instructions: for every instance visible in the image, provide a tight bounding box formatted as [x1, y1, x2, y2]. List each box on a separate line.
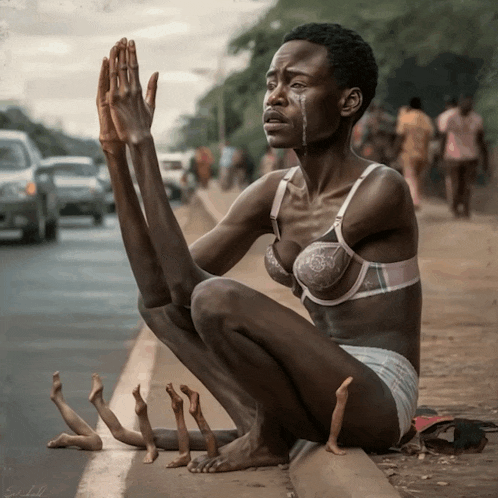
[106, 40, 208, 305]
[97, 50, 170, 308]
[106, 40, 277, 306]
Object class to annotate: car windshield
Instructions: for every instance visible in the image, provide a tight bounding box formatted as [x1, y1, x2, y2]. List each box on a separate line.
[0, 139, 29, 171]
[160, 160, 183, 171]
[52, 163, 96, 177]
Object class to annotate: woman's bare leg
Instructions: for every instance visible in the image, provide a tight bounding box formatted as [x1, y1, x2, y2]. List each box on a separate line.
[187, 278, 399, 473]
[325, 376, 353, 455]
[180, 385, 219, 459]
[48, 372, 102, 451]
[132, 385, 159, 463]
[89, 373, 145, 447]
[165, 383, 191, 468]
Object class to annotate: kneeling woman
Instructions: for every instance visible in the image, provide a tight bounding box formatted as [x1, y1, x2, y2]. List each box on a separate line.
[96, 22, 420, 473]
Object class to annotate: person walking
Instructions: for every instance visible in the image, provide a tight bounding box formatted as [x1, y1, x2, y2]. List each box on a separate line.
[440, 95, 488, 218]
[258, 146, 281, 178]
[194, 146, 214, 189]
[395, 97, 434, 210]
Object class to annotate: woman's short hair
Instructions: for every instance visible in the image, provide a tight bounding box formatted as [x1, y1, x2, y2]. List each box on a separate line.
[283, 22, 378, 121]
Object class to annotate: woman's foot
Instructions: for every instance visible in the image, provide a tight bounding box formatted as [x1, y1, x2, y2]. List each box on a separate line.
[187, 431, 289, 473]
[88, 373, 104, 403]
[50, 372, 63, 403]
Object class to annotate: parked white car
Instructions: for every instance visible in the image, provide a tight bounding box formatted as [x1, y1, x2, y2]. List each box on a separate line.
[157, 152, 196, 202]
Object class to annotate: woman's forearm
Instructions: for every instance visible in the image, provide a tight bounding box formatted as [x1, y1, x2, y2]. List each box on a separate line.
[127, 134, 207, 305]
[103, 144, 171, 307]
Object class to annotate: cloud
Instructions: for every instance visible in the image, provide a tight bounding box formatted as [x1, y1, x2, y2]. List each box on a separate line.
[131, 21, 190, 40]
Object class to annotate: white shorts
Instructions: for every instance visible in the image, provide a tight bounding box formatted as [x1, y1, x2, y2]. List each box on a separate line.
[340, 345, 419, 440]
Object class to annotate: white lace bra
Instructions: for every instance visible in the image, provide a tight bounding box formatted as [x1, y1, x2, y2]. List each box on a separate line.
[264, 163, 420, 306]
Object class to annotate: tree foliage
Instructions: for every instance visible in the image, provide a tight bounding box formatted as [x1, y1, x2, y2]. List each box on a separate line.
[174, 0, 498, 161]
[0, 107, 103, 162]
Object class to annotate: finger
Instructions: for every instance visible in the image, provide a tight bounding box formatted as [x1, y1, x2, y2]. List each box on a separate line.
[97, 57, 110, 103]
[127, 40, 141, 93]
[145, 72, 159, 111]
[118, 37, 129, 92]
[109, 45, 119, 100]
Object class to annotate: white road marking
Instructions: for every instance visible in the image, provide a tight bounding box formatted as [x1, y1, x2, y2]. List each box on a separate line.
[75, 325, 157, 498]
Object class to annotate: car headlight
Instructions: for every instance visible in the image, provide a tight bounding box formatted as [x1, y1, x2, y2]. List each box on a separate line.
[0, 181, 37, 199]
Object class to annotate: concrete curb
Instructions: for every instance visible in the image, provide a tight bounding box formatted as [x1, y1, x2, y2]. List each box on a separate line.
[193, 186, 401, 498]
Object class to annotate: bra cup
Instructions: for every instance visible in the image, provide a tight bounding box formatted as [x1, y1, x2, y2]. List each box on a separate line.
[264, 245, 294, 288]
[293, 242, 352, 292]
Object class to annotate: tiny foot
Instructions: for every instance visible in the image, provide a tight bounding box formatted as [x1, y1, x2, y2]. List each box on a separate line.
[166, 453, 191, 468]
[143, 448, 159, 464]
[132, 384, 147, 416]
[325, 440, 346, 455]
[335, 376, 353, 401]
[179, 384, 199, 416]
[47, 433, 69, 448]
[88, 373, 104, 403]
[50, 371, 63, 402]
[165, 383, 184, 413]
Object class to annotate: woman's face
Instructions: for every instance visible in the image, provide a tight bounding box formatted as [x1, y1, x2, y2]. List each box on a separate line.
[263, 40, 344, 150]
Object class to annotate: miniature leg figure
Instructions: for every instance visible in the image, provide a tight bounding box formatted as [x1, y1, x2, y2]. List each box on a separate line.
[47, 372, 102, 451]
[132, 384, 159, 463]
[89, 373, 238, 452]
[165, 383, 191, 468]
[325, 376, 354, 455]
[89, 373, 146, 447]
[181, 385, 219, 459]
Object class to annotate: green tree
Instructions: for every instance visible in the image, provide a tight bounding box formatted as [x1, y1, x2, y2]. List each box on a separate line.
[174, 0, 498, 160]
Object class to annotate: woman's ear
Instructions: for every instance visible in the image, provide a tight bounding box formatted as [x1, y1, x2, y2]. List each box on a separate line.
[341, 88, 363, 118]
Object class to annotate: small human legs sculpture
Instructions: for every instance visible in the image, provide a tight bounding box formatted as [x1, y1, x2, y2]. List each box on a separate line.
[132, 384, 159, 463]
[325, 376, 353, 455]
[89, 373, 146, 448]
[47, 372, 102, 451]
[181, 385, 219, 459]
[165, 383, 191, 467]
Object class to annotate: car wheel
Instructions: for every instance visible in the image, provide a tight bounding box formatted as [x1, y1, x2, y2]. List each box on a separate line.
[22, 206, 46, 244]
[45, 219, 59, 242]
[93, 211, 105, 226]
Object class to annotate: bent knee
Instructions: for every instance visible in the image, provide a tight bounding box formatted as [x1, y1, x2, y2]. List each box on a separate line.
[91, 435, 103, 451]
[191, 278, 242, 321]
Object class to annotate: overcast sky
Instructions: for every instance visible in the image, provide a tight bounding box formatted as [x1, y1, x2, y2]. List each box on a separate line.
[0, 0, 275, 144]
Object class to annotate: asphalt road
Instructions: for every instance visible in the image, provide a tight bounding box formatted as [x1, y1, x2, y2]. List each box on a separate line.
[0, 214, 145, 498]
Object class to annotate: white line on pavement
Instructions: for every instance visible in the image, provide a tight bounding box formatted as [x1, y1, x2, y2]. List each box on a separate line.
[75, 325, 157, 498]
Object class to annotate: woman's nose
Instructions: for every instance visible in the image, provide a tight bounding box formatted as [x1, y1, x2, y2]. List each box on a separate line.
[266, 86, 286, 106]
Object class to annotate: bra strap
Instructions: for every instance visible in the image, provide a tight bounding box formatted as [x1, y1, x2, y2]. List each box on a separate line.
[335, 163, 383, 221]
[270, 166, 299, 239]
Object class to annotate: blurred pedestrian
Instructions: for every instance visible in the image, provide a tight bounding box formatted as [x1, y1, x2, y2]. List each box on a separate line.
[237, 148, 256, 187]
[361, 101, 397, 165]
[395, 97, 434, 210]
[258, 145, 280, 177]
[440, 94, 488, 218]
[218, 141, 237, 191]
[194, 146, 214, 189]
[436, 96, 458, 135]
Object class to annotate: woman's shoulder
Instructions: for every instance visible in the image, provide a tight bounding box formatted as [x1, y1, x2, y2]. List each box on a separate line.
[347, 164, 414, 235]
[221, 168, 294, 229]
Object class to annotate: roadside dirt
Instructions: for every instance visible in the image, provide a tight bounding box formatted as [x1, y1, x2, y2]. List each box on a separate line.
[370, 200, 498, 498]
